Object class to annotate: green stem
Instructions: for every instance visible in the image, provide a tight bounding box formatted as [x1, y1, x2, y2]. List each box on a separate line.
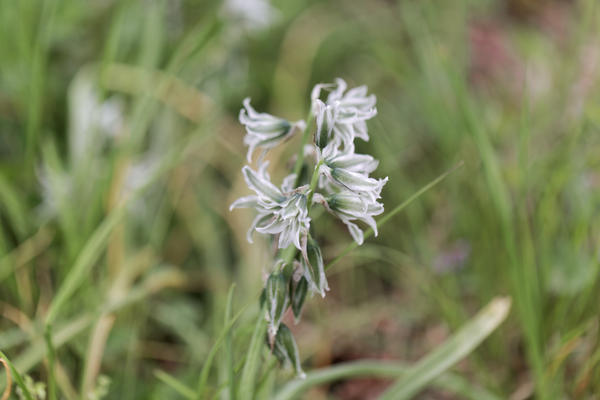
[292, 113, 314, 187]
[306, 160, 323, 213]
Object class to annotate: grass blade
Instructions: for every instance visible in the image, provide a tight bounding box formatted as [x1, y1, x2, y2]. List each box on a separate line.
[273, 359, 502, 400]
[0, 350, 34, 400]
[224, 284, 236, 400]
[239, 308, 268, 400]
[154, 370, 195, 400]
[325, 161, 463, 271]
[44, 325, 57, 400]
[45, 206, 127, 324]
[45, 137, 194, 325]
[196, 305, 249, 399]
[379, 297, 511, 400]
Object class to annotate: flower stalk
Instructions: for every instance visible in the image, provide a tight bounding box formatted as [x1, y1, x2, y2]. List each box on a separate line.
[230, 78, 387, 376]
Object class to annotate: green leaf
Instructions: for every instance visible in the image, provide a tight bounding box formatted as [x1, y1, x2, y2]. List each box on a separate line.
[379, 297, 511, 400]
[224, 284, 236, 400]
[44, 325, 57, 400]
[239, 308, 268, 400]
[196, 304, 249, 399]
[0, 350, 34, 400]
[154, 369, 195, 400]
[272, 360, 502, 400]
[325, 162, 464, 271]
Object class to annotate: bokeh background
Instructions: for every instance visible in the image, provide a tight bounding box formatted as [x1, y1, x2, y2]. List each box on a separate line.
[1, 0, 600, 398]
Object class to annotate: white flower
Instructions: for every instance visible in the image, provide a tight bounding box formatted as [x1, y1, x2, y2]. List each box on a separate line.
[311, 78, 377, 149]
[223, 0, 279, 31]
[69, 71, 124, 165]
[315, 191, 384, 245]
[230, 162, 310, 251]
[239, 98, 305, 162]
[37, 164, 73, 219]
[317, 143, 388, 202]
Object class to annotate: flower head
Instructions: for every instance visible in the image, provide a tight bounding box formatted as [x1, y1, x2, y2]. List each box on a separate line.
[315, 191, 384, 245]
[222, 0, 279, 32]
[311, 78, 377, 149]
[318, 143, 388, 202]
[239, 98, 305, 162]
[230, 162, 310, 251]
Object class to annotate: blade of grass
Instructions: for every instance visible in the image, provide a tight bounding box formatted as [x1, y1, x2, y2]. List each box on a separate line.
[326, 161, 464, 271]
[0, 173, 29, 238]
[0, 350, 33, 400]
[24, 0, 58, 168]
[379, 297, 511, 400]
[273, 359, 502, 400]
[196, 305, 251, 399]
[239, 308, 268, 400]
[154, 370, 196, 400]
[44, 325, 57, 400]
[0, 356, 11, 400]
[224, 284, 236, 400]
[45, 136, 196, 325]
[0, 226, 53, 284]
[44, 205, 127, 325]
[11, 267, 185, 375]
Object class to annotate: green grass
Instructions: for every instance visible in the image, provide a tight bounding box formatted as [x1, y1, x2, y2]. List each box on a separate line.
[1, 0, 600, 398]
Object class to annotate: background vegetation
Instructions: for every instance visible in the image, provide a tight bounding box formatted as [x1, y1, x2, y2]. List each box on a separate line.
[1, 0, 599, 398]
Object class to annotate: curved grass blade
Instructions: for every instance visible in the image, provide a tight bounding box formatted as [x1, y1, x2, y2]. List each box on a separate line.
[273, 359, 502, 400]
[154, 369, 195, 400]
[325, 161, 464, 271]
[379, 297, 511, 400]
[0, 350, 34, 400]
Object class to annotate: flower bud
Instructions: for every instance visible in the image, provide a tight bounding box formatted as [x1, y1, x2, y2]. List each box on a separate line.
[271, 323, 305, 379]
[265, 271, 290, 342]
[302, 236, 329, 297]
[290, 276, 308, 322]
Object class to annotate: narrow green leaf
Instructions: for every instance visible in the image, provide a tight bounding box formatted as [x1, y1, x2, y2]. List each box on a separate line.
[325, 162, 463, 271]
[45, 205, 127, 324]
[379, 297, 511, 400]
[154, 370, 195, 400]
[239, 308, 268, 400]
[0, 350, 34, 400]
[196, 305, 249, 399]
[224, 284, 236, 400]
[45, 136, 194, 325]
[273, 360, 502, 400]
[44, 325, 57, 400]
[0, 172, 29, 238]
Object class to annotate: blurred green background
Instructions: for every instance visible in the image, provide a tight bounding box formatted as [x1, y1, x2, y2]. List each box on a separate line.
[1, 0, 600, 398]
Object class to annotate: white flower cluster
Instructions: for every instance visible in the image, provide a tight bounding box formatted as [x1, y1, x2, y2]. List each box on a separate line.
[232, 79, 386, 254]
[230, 79, 387, 376]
